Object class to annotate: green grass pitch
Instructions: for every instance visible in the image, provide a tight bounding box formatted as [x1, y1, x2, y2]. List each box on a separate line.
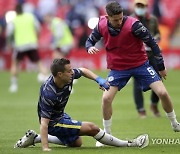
[0, 70, 180, 154]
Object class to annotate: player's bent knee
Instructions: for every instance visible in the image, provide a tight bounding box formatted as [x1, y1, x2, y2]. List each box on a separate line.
[87, 122, 100, 136]
[157, 90, 168, 99]
[102, 95, 112, 104]
[80, 122, 100, 136]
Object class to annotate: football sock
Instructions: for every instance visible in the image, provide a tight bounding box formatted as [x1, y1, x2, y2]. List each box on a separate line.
[94, 129, 128, 147]
[103, 117, 112, 134]
[11, 76, 17, 85]
[34, 134, 63, 145]
[166, 110, 178, 126]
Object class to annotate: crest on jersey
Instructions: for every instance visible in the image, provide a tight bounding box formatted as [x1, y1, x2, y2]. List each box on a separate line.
[108, 76, 114, 82]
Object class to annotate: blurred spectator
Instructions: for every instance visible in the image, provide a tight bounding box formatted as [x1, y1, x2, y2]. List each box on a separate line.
[36, 0, 58, 23]
[0, 17, 6, 52]
[43, 13, 74, 59]
[23, 1, 35, 14]
[66, 0, 103, 48]
[6, 3, 49, 93]
[119, 0, 133, 15]
[66, 3, 85, 33]
[152, 0, 161, 20]
[131, 0, 161, 118]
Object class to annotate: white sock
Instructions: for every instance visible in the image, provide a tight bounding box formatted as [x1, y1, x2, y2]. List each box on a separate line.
[166, 110, 178, 126]
[103, 117, 112, 134]
[94, 129, 128, 147]
[11, 76, 17, 85]
[34, 134, 63, 145]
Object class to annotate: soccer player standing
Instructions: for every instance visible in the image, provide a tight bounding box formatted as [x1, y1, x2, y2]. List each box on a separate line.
[85, 1, 180, 146]
[6, 4, 48, 93]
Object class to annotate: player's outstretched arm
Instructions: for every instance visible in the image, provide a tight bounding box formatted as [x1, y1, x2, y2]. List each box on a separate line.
[79, 68, 110, 91]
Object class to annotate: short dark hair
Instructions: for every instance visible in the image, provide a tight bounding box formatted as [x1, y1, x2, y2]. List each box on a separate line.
[50, 58, 70, 76]
[15, 4, 23, 14]
[106, 1, 123, 16]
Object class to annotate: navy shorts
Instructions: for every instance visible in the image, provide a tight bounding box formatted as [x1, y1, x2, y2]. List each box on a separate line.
[48, 113, 82, 145]
[107, 61, 161, 91]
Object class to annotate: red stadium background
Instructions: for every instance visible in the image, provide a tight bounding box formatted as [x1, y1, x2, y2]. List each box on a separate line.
[0, 0, 180, 70]
[1, 48, 180, 70]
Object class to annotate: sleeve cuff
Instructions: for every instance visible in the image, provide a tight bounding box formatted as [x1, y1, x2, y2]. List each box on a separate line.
[158, 63, 165, 71]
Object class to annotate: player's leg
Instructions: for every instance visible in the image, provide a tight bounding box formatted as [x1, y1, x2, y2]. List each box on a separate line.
[36, 60, 49, 83]
[102, 86, 118, 134]
[14, 114, 81, 148]
[135, 61, 180, 131]
[14, 130, 63, 148]
[48, 113, 83, 147]
[150, 81, 180, 131]
[9, 51, 21, 92]
[102, 69, 131, 134]
[101, 70, 131, 138]
[148, 57, 160, 117]
[34, 134, 63, 145]
[9, 60, 19, 92]
[80, 122, 127, 146]
[53, 48, 66, 59]
[150, 90, 160, 117]
[133, 78, 146, 118]
[79, 122, 149, 148]
[95, 86, 120, 147]
[28, 49, 49, 83]
[150, 81, 173, 113]
[37, 60, 48, 75]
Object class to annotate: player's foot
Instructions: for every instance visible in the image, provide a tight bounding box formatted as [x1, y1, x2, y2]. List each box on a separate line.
[9, 84, 18, 93]
[150, 104, 160, 117]
[138, 110, 147, 119]
[128, 134, 149, 149]
[172, 123, 180, 132]
[14, 130, 38, 148]
[95, 141, 104, 147]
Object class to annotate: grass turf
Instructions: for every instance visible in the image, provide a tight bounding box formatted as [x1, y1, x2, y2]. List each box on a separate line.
[0, 70, 180, 154]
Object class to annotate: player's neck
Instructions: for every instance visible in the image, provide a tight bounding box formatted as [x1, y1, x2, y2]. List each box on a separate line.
[53, 77, 65, 89]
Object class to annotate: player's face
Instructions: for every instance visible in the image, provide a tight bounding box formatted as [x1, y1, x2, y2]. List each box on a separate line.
[108, 12, 123, 29]
[61, 64, 73, 84]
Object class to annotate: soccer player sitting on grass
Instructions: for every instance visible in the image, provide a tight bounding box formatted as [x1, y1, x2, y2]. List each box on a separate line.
[14, 58, 149, 151]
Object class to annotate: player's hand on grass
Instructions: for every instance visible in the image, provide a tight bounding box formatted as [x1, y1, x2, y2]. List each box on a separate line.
[95, 76, 110, 91]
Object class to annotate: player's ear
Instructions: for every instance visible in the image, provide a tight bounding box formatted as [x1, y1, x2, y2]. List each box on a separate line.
[57, 72, 63, 77]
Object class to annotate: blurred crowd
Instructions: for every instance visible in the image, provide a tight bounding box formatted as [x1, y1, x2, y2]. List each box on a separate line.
[0, 0, 180, 53]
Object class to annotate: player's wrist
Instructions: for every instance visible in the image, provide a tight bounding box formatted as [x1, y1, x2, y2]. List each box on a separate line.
[158, 63, 165, 71]
[95, 76, 101, 83]
[95, 76, 110, 90]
